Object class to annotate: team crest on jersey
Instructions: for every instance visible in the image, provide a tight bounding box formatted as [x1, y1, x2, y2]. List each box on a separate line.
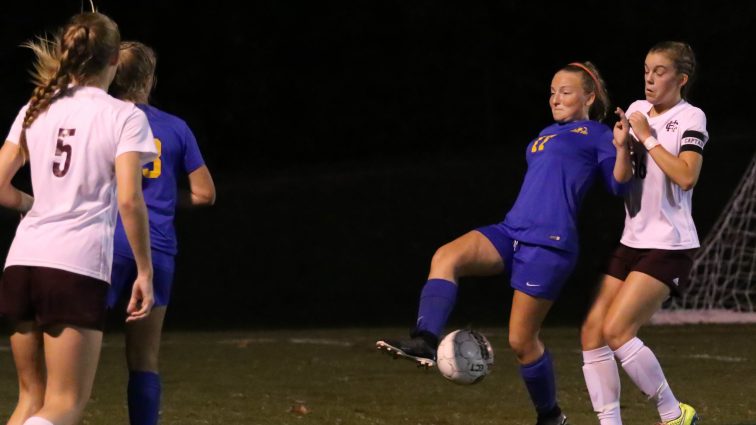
[665, 120, 679, 132]
[570, 126, 588, 135]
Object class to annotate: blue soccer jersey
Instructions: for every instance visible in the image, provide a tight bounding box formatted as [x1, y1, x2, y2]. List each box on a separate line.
[502, 120, 620, 252]
[113, 104, 205, 265]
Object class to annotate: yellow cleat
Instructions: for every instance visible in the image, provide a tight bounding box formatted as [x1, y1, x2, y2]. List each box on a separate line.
[657, 403, 698, 425]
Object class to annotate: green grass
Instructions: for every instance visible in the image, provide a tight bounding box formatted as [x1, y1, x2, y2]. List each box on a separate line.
[2, 325, 755, 424]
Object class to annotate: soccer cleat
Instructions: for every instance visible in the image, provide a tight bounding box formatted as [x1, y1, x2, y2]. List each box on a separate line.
[376, 331, 437, 368]
[656, 403, 698, 425]
[535, 413, 568, 425]
[536, 405, 568, 425]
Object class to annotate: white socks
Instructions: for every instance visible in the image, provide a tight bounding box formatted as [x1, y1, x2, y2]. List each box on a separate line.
[613, 337, 681, 422]
[22, 417, 54, 425]
[583, 346, 622, 425]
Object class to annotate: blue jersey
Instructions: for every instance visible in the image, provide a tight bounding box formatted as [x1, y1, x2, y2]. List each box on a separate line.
[502, 120, 619, 252]
[113, 104, 205, 263]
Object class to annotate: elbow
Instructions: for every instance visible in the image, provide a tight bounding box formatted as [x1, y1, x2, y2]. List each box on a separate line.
[118, 193, 145, 216]
[678, 176, 698, 192]
[193, 179, 216, 206]
[195, 188, 216, 206]
[200, 194, 216, 206]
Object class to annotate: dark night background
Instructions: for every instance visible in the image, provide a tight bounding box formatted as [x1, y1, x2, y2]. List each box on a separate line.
[0, 1, 754, 331]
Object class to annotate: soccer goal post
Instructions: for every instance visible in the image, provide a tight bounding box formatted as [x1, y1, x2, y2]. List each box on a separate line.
[651, 151, 756, 325]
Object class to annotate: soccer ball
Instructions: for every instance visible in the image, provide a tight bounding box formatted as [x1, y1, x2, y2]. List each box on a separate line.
[436, 329, 494, 385]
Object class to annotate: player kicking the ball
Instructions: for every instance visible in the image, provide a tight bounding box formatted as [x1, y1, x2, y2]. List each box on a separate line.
[378, 61, 632, 425]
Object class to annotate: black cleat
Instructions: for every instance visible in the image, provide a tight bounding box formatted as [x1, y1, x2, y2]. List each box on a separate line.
[376, 331, 438, 368]
[536, 405, 568, 425]
[535, 414, 567, 425]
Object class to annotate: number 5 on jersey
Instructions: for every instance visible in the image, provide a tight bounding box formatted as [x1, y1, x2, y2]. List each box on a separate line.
[143, 138, 162, 179]
[52, 128, 75, 177]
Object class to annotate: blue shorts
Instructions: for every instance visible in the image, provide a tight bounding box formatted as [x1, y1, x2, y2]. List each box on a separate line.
[476, 224, 578, 300]
[107, 252, 175, 308]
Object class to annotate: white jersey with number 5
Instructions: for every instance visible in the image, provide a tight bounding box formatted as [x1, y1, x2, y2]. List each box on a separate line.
[4, 86, 157, 282]
[621, 99, 708, 250]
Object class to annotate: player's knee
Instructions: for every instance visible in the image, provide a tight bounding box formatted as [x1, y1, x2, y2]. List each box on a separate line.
[580, 315, 605, 350]
[127, 348, 159, 372]
[44, 391, 90, 416]
[601, 319, 630, 350]
[17, 369, 44, 391]
[508, 332, 536, 360]
[430, 244, 461, 275]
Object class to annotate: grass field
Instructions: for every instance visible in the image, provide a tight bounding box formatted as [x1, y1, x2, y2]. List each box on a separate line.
[1, 325, 755, 425]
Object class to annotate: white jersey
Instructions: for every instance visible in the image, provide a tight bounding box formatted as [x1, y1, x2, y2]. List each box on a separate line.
[621, 99, 708, 250]
[4, 86, 157, 282]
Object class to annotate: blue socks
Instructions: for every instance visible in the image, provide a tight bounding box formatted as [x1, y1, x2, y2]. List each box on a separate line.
[520, 350, 559, 417]
[414, 278, 458, 338]
[128, 371, 161, 425]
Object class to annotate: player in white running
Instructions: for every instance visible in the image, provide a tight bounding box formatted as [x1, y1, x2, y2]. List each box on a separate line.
[0, 12, 157, 425]
[580, 41, 705, 425]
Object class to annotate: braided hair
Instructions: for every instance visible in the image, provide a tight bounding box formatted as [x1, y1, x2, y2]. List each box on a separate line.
[19, 12, 120, 161]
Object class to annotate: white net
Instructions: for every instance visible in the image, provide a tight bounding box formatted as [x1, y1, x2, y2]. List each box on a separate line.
[651, 152, 756, 324]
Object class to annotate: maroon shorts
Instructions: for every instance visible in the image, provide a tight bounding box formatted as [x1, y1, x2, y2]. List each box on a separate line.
[605, 244, 697, 295]
[0, 265, 109, 330]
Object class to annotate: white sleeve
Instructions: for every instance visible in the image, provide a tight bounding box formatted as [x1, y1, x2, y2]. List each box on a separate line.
[624, 100, 644, 117]
[116, 106, 158, 165]
[5, 104, 30, 145]
[680, 108, 708, 154]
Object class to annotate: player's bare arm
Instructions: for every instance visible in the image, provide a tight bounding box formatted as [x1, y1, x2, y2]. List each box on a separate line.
[180, 165, 216, 207]
[612, 108, 633, 183]
[628, 111, 702, 190]
[116, 151, 155, 320]
[0, 141, 33, 212]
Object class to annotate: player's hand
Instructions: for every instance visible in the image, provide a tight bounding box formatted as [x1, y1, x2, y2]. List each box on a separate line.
[612, 107, 630, 149]
[628, 111, 652, 144]
[126, 272, 154, 322]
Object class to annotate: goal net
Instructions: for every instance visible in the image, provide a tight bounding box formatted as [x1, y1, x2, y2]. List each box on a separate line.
[651, 152, 756, 324]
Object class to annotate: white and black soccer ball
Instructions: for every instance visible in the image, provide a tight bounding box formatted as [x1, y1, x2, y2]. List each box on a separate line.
[436, 329, 494, 385]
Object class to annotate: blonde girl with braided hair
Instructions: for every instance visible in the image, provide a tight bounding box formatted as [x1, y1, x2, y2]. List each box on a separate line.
[0, 12, 157, 425]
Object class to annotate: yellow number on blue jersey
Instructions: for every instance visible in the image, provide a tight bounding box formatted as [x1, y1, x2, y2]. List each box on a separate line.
[531, 135, 556, 153]
[143, 138, 162, 179]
